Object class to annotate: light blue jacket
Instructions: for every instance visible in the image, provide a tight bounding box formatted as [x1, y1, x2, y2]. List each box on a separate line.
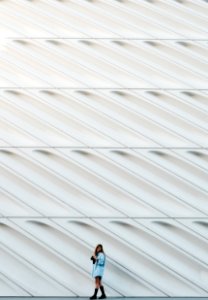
[92, 252, 106, 278]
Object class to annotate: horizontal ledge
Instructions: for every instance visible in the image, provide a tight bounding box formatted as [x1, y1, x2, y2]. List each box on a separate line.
[0, 147, 207, 150]
[1, 217, 208, 219]
[6, 37, 208, 41]
[0, 88, 208, 90]
[0, 297, 208, 299]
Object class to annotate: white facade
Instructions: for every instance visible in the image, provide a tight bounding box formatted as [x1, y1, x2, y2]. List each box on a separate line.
[0, 0, 208, 297]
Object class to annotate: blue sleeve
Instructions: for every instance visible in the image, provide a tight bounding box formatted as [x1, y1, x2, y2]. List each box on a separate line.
[97, 253, 105, 266]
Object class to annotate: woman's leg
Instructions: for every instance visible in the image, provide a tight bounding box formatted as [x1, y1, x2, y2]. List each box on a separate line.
[99, 279, 106, 299]
[95, 276, 101, 289]
[90, 278, 99, 299]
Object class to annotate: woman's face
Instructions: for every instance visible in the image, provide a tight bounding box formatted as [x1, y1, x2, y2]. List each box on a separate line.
[97, 246, 102, 252]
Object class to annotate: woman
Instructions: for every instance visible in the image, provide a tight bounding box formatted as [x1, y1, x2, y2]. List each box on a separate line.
[90, 244, 106, 299]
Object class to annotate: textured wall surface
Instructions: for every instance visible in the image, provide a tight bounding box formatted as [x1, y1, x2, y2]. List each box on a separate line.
[0, 0, 208, 297]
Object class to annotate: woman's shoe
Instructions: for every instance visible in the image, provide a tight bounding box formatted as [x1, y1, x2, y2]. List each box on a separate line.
[90, 288, 98, 299]
[98, 286, 106, 299]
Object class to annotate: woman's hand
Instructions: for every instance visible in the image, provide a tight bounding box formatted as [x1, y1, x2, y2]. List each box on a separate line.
[90, 255, 96, 264]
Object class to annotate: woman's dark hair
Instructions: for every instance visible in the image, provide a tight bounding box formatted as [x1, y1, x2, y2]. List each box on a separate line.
[94, 244, 104, 256]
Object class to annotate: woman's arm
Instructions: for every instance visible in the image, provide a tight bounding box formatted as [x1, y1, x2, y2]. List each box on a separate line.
[97, 253, 105, 266]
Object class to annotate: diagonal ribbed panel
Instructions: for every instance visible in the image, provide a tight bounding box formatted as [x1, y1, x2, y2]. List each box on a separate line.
[0, 0, 208, 39]
[0, 0, 208, 297]
[0, 39, 208, 88]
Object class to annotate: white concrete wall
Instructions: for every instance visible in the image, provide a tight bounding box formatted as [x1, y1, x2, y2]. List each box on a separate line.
[0, 0, 208, 296]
